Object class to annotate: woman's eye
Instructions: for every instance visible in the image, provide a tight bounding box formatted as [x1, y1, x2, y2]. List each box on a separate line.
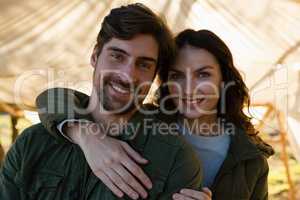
[198, 72, 210, 78]
[138, 62, 151, 69]
[169, 73, 183, 80]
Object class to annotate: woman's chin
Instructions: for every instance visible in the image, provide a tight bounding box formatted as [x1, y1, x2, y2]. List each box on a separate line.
[181, 111, 204, 120]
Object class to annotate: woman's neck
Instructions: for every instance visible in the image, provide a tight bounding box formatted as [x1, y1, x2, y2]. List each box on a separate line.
[182, 114, 224, 137]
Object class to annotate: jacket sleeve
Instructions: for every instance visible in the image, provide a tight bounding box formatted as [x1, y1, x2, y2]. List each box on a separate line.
[250, 157, 269, 200]
[158, 144, 203, 199]
[35, 88, 92, 143]
[0, 135, 25, 199]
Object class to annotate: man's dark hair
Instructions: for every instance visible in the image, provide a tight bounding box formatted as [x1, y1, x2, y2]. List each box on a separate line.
[95, 3, 175, 82]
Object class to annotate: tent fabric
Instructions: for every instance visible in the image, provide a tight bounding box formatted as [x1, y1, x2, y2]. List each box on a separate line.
[0, 0, 299, 111]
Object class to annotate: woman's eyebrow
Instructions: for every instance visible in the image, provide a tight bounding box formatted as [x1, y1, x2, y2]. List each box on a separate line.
[169, 69, 184, 73]
[195, 65, 213, 72]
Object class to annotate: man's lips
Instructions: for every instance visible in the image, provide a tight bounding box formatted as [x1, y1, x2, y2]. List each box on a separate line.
[108, 78, 133, 96]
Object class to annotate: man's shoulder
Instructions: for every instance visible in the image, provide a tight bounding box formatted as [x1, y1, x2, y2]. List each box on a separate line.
[15, 123, 64, 157]
[18, 123, 55, 143]
[138, 112, 198, 165]
[138, 112, 202, 188]
[12, 123, 76, 171]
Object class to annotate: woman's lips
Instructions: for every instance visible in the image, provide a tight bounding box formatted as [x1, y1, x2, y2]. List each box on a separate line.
[181, 98, 205, 104]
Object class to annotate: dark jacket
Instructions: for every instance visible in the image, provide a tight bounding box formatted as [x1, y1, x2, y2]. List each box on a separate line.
[210, 128, 274, 200]
[35, 88, 274, 200]
[0, 89, 203, 199]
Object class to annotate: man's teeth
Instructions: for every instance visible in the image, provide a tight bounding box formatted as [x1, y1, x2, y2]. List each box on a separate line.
[111, 84, 130, 94]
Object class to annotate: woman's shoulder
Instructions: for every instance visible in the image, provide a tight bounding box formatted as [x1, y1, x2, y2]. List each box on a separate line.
[229, 127, 274, 163]
[248, 134, 275, 158]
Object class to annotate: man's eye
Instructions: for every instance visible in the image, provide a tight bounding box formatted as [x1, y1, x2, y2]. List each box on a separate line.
[110, 53, 123, 61]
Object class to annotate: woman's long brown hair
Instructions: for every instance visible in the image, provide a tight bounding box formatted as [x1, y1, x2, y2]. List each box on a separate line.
[157, 29, 257, 136]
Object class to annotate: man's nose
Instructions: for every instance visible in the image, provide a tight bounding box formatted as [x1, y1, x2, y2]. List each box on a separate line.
[122, 61, 138, 83]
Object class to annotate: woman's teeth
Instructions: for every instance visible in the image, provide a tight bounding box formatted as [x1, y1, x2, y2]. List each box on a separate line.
[183, 98, 204, 103]
[111, 84, 130, 94]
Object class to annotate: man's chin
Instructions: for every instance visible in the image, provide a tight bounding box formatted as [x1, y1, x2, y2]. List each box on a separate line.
[100, 100, 136, 115]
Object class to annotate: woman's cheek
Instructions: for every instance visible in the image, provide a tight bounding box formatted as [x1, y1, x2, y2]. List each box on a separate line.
[168, 84, 181, 106]
[195, 79, 218, 93]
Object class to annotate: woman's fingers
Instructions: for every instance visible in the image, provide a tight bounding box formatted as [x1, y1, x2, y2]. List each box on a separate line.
[105, 167, 139, 200]
[113, 164, 148, 199]
[77, 133, 151, 199]
[173, 193, 195, 200]
[121, 154, 152, 189]
[93, 169, 124, 198]
[121, 142, 148, 164]
[202, 187, 212, 197]
[173, 188, 212, 200]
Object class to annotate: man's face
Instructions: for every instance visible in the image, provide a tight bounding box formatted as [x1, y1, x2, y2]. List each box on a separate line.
[92, 34, 159, 114]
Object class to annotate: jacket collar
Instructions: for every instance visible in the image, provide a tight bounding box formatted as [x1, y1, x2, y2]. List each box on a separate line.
[219, 127, 274, 173]
[78, 91, 147, 144]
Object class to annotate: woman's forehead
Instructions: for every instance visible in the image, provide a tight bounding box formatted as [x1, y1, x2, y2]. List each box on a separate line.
[172, 46, 220, 71]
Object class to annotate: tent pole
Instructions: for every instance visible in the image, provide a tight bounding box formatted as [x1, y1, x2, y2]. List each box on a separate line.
[255, 104, 273, 131]
[277, 111, 296, 200]
[253, 103, 296, 199]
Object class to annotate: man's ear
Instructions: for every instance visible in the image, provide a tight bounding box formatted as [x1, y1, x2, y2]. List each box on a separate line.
[90, 46, 99, 68]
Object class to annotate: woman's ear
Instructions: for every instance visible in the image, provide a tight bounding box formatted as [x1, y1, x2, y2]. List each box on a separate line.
[90, 46, 99, 68]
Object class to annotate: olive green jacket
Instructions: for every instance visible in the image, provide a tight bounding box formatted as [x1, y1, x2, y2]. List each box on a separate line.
[21, 87, 274, 200]
[0, 89, 203, 200]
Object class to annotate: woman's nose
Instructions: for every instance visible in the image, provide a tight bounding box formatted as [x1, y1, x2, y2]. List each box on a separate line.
[183, 76, 198, 95]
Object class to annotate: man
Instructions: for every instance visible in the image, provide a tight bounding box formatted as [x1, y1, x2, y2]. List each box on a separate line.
[0, 4, 202, 199]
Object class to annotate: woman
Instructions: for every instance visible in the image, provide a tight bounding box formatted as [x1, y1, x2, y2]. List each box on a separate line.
[37, 29, 274, 200]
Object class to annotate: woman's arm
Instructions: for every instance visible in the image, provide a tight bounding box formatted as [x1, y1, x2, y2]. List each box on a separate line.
[36, 87, 92, 143]
[35, 88, 152, 199]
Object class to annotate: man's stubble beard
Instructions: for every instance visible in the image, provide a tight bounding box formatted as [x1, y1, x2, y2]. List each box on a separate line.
[98, 85, 137, 115]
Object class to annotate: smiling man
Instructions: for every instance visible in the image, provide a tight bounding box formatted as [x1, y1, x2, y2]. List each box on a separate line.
[0, 3, 202, 200]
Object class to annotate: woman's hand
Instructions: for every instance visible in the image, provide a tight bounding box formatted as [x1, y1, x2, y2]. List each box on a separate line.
[65, 122, 152, 199]
[172, 188, 212, 200]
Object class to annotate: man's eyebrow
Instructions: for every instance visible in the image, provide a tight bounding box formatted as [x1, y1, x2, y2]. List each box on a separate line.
[107, 47, 130, 56]
[107, 46, 157, 63]
[139, 56, 157, 63]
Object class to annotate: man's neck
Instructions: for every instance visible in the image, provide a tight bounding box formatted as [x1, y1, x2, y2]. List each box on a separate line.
[87, 89, 137, 135]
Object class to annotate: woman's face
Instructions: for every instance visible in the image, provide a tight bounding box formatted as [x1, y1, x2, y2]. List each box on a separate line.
[168, 45, 223, 119]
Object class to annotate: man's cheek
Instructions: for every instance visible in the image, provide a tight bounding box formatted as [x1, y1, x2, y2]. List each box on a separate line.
[138, 85, 151, 97]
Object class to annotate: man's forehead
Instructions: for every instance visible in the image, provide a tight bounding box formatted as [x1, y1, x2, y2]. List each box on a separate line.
[103, 35, 159, 59]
